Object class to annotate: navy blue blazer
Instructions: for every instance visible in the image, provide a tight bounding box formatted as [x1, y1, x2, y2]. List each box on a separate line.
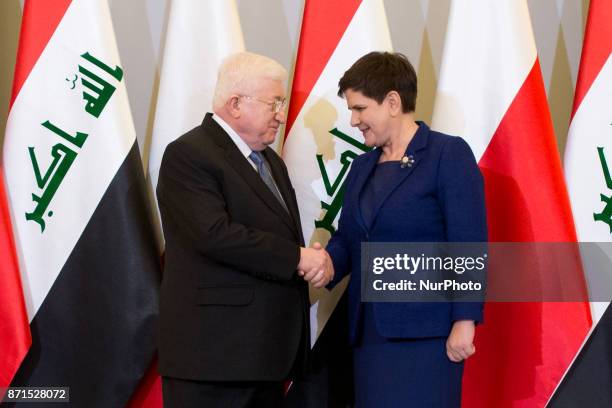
[327, 122, 487, 344]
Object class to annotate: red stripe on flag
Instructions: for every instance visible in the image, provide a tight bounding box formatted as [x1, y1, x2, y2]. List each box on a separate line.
[2, 0, 71, 389]
[127, 357, 163, 408]
[284, 0, 362, 137]
[571, 0, 612, 118]
[0, 169, 30, 389]
[10, 0, 72, 109]
[462, 60, 591, 407]
[481, 61, 578, 242]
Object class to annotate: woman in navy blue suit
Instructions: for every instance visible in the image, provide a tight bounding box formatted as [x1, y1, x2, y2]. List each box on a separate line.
[326, 52, 487, 407]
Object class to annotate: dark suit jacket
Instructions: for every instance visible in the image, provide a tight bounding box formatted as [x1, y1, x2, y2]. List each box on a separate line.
[327, 122, 487, 345]
[157, 113, 310, 382]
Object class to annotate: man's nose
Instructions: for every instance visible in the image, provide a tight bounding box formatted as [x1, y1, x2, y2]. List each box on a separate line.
[275, 108, 286, 124]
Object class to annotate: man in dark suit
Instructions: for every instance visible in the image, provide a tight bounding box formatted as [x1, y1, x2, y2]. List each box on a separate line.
[156, 52, 333, 407]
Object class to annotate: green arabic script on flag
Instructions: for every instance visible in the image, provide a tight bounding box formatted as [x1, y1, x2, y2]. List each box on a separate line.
[25, 52, 122, 232]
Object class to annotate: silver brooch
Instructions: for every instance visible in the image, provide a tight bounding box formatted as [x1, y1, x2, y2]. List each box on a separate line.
[400, 155, 415, 168]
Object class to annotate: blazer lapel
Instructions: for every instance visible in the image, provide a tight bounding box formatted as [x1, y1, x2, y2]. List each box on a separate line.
[368, 122, 430, 229]
[351, 148, 381, 234]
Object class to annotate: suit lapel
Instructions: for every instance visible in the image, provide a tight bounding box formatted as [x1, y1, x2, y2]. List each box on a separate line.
[351, 148, 381, 234]
[263, 149, 303, 242]
[203, 114, 299, 237]
[367, 122, 429, 230]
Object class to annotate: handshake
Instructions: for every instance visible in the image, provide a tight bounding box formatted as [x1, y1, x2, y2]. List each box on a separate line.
[297, 242, 334, 288]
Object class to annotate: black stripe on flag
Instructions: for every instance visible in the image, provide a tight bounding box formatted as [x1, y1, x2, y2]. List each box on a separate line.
[7, 142, 161, 407]
[548, 304, 612, 407]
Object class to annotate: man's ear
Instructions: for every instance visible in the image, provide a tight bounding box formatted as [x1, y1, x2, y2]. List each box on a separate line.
[386, 91, 403, 116]
[226, 95, 242, 119]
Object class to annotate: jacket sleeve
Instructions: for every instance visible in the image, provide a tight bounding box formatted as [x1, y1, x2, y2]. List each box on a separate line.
[157, 140, 300, 282]
[437, 137, 488, 322]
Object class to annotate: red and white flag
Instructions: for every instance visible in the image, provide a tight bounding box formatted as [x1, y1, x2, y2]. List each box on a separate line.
[147, 0, 245, 235]
[0, 169, 30, 392]
[431, 1, 591, 406]
[283, 0, 392, 345]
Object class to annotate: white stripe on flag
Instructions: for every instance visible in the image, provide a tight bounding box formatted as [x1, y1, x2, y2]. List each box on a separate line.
[431, 0, 536, 161]
[147, 0, 245, 240]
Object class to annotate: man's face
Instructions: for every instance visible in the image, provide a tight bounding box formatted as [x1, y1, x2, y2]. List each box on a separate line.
[345, 88, 391, 148]
[236, 78, 286, 151]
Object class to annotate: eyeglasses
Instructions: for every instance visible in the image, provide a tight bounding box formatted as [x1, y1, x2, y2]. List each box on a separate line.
[239, 95, 287, 113]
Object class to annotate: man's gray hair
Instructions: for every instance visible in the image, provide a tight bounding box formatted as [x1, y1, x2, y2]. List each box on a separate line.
[213, 52, 288, 110]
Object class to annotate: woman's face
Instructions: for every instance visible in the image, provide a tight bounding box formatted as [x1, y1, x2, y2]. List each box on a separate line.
[344, 89, 391, 147]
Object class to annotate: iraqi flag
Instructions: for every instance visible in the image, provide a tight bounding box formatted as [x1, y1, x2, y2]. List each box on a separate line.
[563, 0, 612, 322]
[2, 1, 160, 406]
[548, 0, 612, 406]
[147, 0, 244, 235]
[282, 0, 391, 405]
[431, 0, 591, 406]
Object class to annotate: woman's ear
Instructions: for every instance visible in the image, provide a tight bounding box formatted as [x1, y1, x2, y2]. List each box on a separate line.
[386, 91, 403, 116]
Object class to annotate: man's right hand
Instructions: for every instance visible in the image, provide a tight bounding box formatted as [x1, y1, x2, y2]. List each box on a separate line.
[298, 243, 334, 288]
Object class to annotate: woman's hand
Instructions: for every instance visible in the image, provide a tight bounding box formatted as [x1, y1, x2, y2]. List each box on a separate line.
[298, 242, 334, 288]
[446, 320, 476, 362]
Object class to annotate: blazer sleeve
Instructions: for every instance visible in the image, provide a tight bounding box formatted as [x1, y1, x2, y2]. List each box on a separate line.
[437, 137, 488, 322]
[157, 140, 300, 282]
[326, 162, 358, 289]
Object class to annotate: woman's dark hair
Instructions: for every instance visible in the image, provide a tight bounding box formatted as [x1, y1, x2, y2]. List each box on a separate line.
[338, 52, 417, 113]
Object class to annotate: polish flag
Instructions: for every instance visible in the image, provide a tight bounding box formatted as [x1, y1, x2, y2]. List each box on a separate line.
[431, 1, 591, 406]
[147, 0, 245, 237]
[137, 2, 245, 404]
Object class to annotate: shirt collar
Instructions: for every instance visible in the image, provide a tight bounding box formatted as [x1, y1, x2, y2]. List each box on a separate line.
[211, 113, 254, 161]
